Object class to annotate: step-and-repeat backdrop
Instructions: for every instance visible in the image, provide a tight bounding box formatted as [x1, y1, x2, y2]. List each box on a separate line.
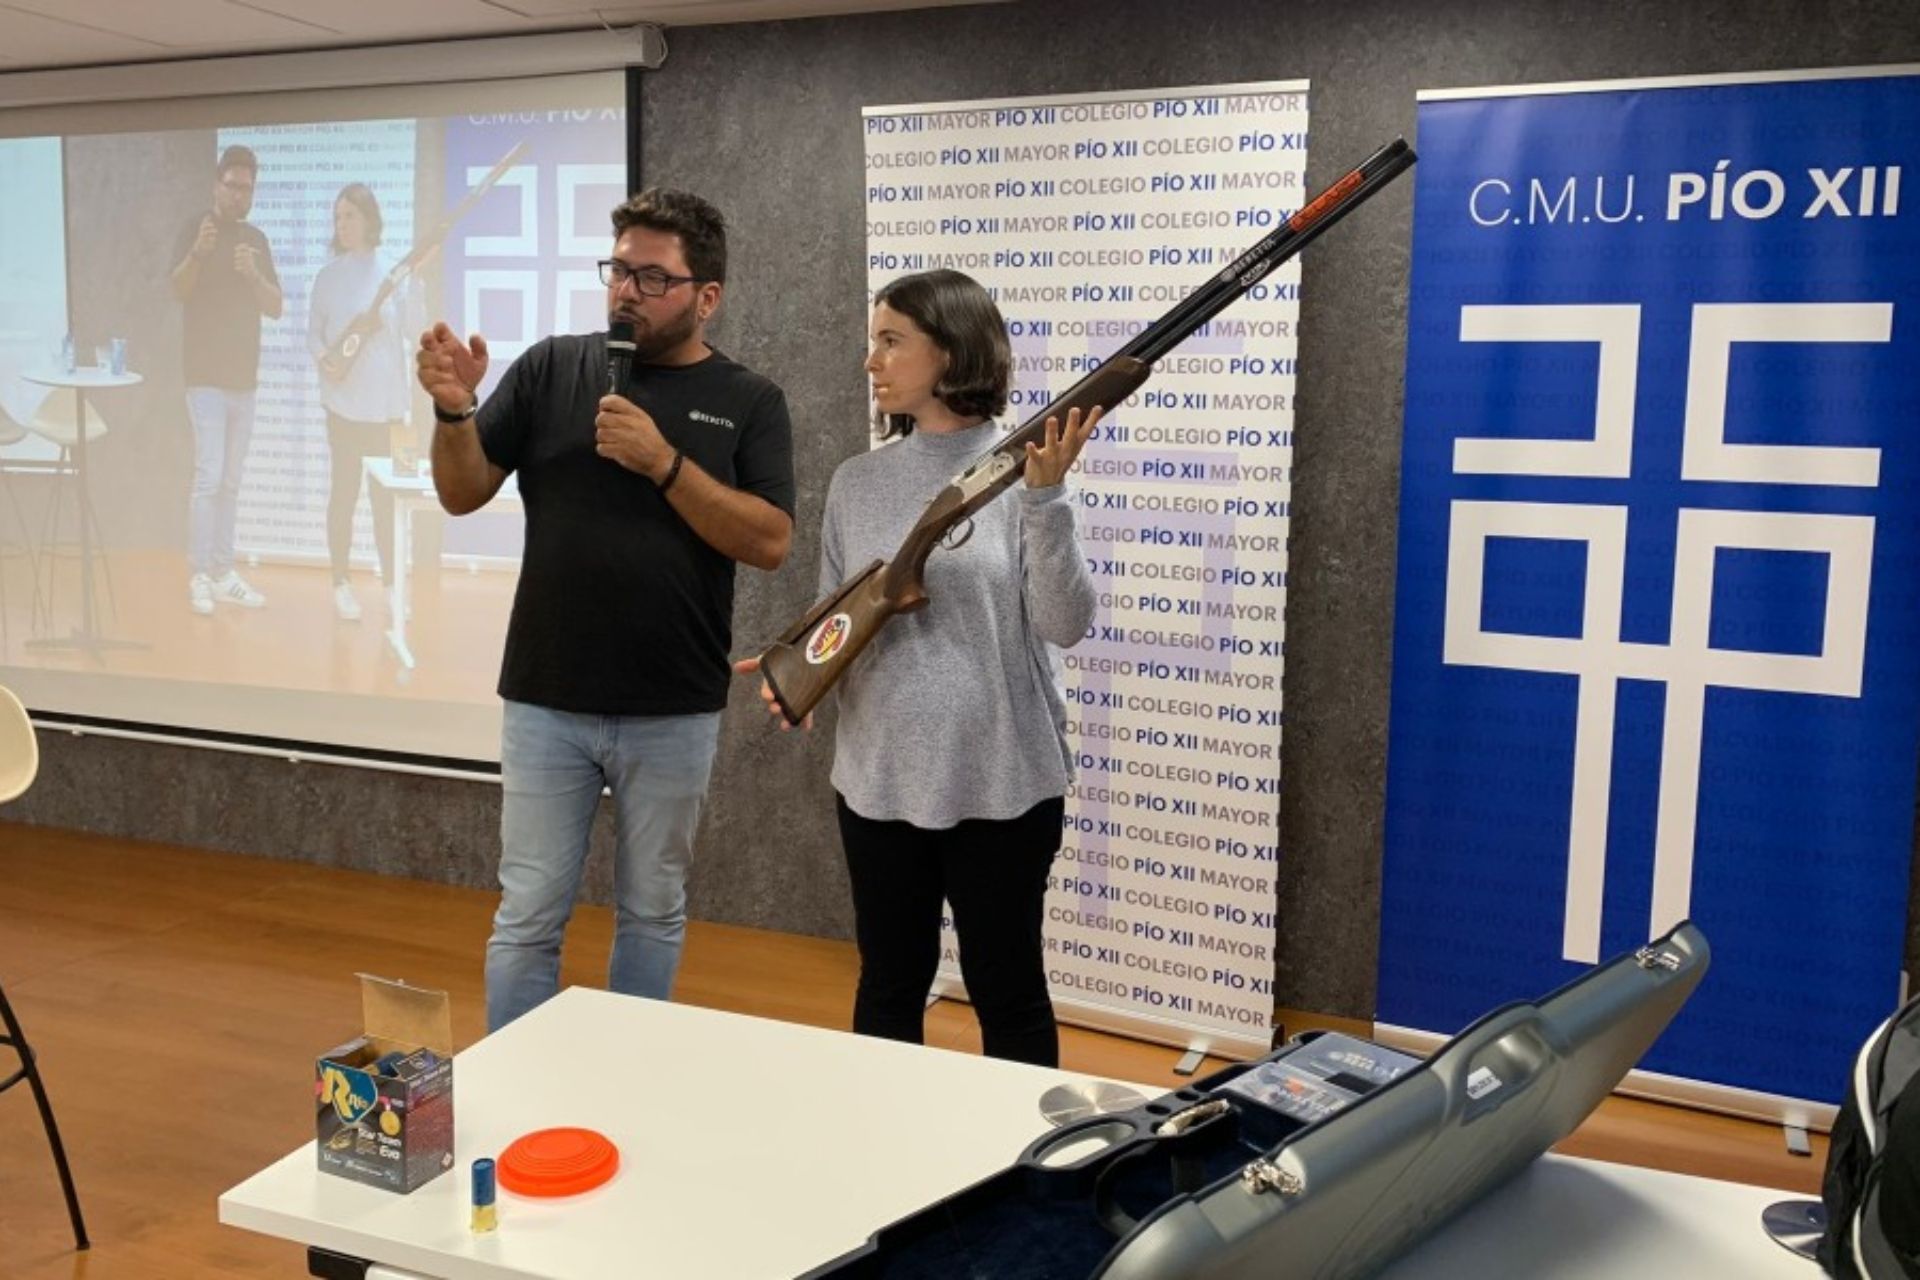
[866, 81, 1310, 1054]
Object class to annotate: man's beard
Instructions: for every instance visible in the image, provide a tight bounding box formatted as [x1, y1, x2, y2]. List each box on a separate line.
[619, 295, 700, 361]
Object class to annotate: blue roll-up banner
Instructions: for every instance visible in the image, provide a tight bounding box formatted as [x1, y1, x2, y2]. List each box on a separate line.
[1381, 67, 1920, 1115]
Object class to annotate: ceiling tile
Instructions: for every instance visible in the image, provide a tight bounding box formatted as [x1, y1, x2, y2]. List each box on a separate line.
[477, 0, 622, 15]
[1, 0, 335, 46]
[0, 3, 170, 62]
[240, 0, 544, 40]
[0, 0, 1009, 71]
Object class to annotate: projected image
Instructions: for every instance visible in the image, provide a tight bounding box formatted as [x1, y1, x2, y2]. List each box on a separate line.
[0, 137, 68, 426]
[0, 94, 626, 758]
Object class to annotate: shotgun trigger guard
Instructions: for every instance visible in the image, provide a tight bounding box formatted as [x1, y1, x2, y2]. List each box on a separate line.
[942, 518, 975, 551]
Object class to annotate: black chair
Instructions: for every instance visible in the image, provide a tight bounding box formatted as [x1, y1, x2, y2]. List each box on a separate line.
[0, 683, 88, 1250]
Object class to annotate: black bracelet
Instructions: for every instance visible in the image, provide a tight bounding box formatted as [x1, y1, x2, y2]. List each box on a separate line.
[658, 449, 685, 493]
[432, 397, 478, 424]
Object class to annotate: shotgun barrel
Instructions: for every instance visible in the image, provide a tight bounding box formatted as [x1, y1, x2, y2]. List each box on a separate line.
[760, 139, 1416, 724]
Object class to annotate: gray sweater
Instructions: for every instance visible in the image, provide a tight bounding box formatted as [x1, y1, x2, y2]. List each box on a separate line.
[821, 420, 1096, 829]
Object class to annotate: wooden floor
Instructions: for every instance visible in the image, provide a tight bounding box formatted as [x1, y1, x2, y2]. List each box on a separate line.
[0, 824, 1826, 1278]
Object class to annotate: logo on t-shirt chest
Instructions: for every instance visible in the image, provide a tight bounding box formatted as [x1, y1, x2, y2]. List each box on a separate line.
[687, 409, 736, 431]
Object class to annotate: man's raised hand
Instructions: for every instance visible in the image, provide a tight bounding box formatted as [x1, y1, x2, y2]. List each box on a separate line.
[416, 323, 489, 414]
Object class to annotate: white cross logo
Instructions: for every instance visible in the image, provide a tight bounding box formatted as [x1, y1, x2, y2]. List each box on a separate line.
[1442, 302, 1891, 963]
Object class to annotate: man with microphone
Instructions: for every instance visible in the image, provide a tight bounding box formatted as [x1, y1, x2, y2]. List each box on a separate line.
[172, 144, 282, 615]
[417, 188, 795, 1031]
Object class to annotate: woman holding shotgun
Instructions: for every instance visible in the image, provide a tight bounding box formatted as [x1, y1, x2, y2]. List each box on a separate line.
[308, 182, 410, 621]
[737, 269, 1100, 1066]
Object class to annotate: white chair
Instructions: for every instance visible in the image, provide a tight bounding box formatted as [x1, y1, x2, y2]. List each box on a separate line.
[0, 685, 89, 1250]
[0, 685, 38, 801]
[24, 394, 106, 451]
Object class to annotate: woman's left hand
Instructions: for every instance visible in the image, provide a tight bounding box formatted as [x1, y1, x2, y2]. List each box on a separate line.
[1023, 405, 1102, 489]
[732, 655, 811, 732]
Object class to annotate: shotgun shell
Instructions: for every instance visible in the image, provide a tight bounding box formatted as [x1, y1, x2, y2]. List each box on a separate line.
[471, 1157, 498, 1233]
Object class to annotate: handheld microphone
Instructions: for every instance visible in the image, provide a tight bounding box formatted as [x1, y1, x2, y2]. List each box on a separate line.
[607, 320, 636, 395]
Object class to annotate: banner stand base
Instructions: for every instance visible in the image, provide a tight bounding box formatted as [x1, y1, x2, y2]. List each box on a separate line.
[1760, 1199, 1826, 1259]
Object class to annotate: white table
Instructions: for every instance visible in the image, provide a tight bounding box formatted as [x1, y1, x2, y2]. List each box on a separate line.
[1374, 1154, 1817, 1278]
[220, 988, 1819, 1279]
[361, 457, 519, 670]
[222, 988, 1144, 1279]
[19, 366, 144, 657]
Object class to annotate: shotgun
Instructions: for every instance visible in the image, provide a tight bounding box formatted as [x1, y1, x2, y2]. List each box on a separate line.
[320, 142, 529, 382]
[759, 137, 1416, 724]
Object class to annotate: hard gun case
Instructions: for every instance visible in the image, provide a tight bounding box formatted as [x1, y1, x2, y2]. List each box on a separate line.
[801, 921, 1709, 1280]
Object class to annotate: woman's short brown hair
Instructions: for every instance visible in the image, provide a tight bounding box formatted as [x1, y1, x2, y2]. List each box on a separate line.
[329, 183, 383, 254]
[872, 269, 1011, 438]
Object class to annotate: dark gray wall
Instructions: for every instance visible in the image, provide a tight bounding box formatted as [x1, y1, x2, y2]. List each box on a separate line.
[16, 0, 1920, 1023]
[52, 132, 205, 549]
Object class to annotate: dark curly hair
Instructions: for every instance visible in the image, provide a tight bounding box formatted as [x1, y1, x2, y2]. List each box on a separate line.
[872, 269, 1011, 439]
[610, 188, 727, 283]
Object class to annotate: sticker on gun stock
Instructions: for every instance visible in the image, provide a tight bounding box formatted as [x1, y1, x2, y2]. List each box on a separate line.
[806, 613, 853, 665]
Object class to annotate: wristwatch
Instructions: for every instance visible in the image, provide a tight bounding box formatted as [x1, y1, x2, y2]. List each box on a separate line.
[432, 397, 478, 423]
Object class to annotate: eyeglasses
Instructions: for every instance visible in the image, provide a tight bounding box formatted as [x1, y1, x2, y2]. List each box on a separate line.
[598, 260, 701, 296]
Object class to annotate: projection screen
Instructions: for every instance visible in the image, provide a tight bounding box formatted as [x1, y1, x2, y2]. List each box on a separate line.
[0, 72, 625, 765]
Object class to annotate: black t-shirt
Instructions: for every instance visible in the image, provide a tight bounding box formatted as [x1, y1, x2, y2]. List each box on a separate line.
[173, 213, 280, 390]
[478, 334, 795, 715]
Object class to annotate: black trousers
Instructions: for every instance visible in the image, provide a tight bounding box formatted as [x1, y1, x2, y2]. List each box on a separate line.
[325, 411, 396, 581]
[835, 793, 1063, 1067]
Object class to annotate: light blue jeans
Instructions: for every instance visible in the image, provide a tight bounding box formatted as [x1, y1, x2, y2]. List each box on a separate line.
[486, 700, 722, 1032]
[185, 387, 256, 577]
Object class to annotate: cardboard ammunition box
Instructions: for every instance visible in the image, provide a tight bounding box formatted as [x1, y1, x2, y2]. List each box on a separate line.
[315, 974, 454, 1194]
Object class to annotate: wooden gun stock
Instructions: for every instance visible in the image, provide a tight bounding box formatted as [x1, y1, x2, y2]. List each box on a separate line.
[321, 307, 390, 382]
[761, 560, 891, 724]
